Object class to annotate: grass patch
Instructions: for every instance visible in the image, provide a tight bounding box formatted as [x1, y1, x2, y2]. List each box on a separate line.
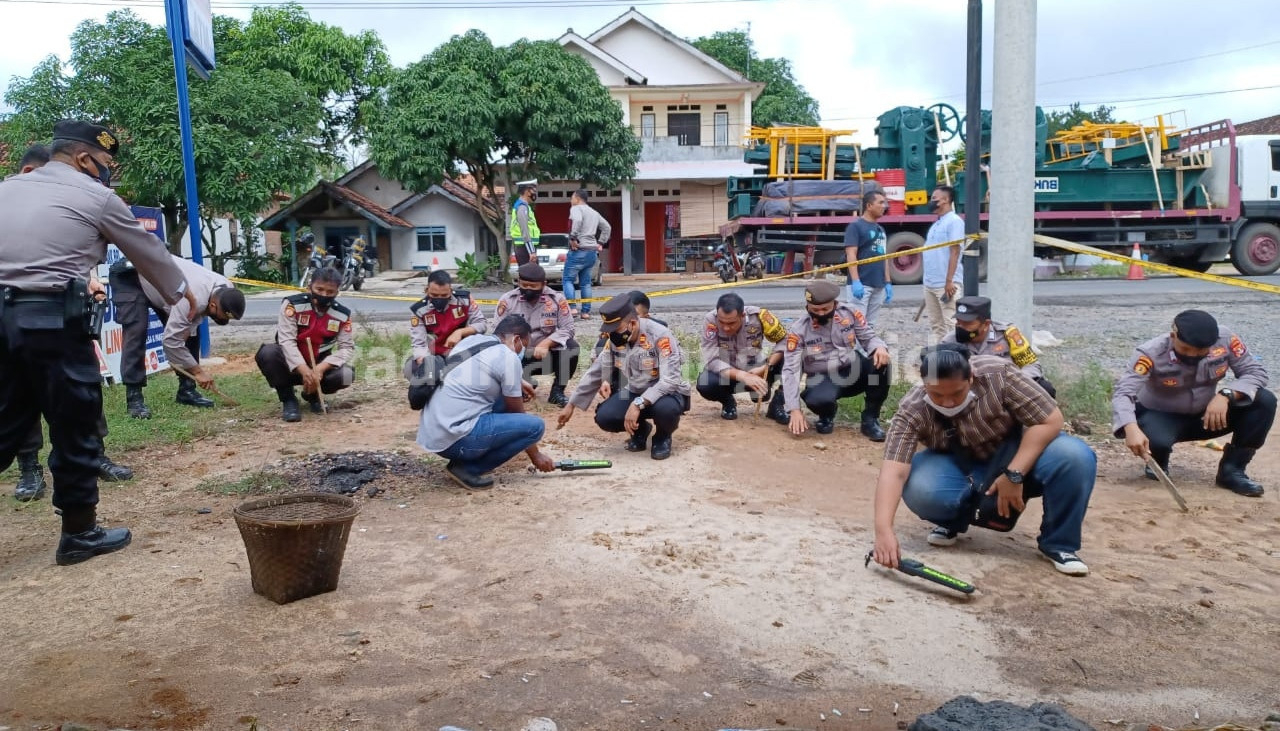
[675, 329, 703, 383]
[197, 470, 289, 496]
[836, 379, 916, 424]
[1046, 360, 1113, 428]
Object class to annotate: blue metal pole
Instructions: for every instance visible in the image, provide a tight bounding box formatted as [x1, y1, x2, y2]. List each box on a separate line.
[164, 0, 210, 358]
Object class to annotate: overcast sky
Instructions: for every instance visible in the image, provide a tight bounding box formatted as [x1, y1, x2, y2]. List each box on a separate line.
[1, 0, 1276, 148]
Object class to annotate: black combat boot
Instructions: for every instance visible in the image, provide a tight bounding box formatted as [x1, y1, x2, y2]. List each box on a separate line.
[815, 416, 835, 435]
[126, 385, 151, 419]
[56, 508, 132, 566]
[625, 421, 652, 452]
[14, 451, 47, 502]
[98, 451, 134, 482]
[302, 392, 325, 414]
[650, 431, 673, 460]
[279, 388, 301, 422]
[1215, 444, 1264, 497]
[860, 413, 886, 442]
[175, 375, 214, 408]
[720, 398, 738, 420]
[766, 391, 789, 425]
[1143, 449, 1171, 481]
[548, 384, 568, 407]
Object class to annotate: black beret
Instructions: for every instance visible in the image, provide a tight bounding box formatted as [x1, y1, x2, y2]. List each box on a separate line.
[517, 262, 546, 282]
[804, 279, 841, 305]
[955, 296, 991, 322]
[53, 119, 119, 156]
[598, 293, 635, 332]
[1172, 309, 1219, 348]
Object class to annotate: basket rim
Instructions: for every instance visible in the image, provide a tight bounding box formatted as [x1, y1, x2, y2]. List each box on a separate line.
[233, 491, 360, 526]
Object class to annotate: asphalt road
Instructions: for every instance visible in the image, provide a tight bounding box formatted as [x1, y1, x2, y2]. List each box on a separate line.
[239, 274, 1280, 323]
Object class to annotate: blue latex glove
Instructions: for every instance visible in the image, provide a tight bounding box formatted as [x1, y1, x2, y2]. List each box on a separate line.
[849, 280, 866, 300]
[884, 283, 894, 303]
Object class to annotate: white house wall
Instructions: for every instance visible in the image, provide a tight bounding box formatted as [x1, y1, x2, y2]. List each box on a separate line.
[345, 168, 413, 210]
[394, 195, 483, 271]
[176, 215, 238, 277]
[594, 24, 730, 86]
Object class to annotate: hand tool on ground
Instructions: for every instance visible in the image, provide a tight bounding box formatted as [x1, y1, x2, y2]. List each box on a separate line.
[913, 300, 927, 322]
[1145, 454, 1189, 512]
[304, 340, 327, 413]
[529, 459, 613, 473]
[169, 365, 239, 407]
[864, 550, 975, 594]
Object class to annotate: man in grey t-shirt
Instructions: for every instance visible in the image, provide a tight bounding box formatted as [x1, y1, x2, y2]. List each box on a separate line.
[417, 315, 555, 489]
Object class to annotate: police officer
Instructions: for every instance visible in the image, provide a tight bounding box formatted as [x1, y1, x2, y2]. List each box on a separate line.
[496, 262, 578, 406]
[508, 179, 540, 266]
[1112, 309, 1273, 497]
[255, 267, 356, 421]
[769, 279, 892, 440]
[944, 296, 1055, 398]
[558, 293, 692, 460]
[0, 120, 192, 565]
[696, 292, 787, 420]
[407, 269, 487, 362]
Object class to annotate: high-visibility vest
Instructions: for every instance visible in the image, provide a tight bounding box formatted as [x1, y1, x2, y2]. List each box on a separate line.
[508, 199, 541, 244]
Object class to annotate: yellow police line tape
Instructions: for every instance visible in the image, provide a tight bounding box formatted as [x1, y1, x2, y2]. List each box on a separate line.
[227, 235, 978, 308]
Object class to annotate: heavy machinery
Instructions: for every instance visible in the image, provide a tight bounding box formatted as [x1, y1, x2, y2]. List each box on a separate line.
[722, 105, 1280, 282]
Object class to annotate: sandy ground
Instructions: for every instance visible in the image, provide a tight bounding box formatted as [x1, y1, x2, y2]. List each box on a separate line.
[2, 349, 1279, 730]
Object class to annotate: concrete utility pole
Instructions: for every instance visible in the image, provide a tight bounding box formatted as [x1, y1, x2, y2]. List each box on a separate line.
[961, 0, 982, 298]
[988, 0, 1037, 334]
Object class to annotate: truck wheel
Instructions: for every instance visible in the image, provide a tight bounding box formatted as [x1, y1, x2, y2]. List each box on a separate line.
[887, 231, 925, 285]
[1231, 223, 1280, 276]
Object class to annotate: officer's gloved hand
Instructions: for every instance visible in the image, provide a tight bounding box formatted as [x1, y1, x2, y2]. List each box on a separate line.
[849, 281, 866, 300]
[884, 283, 894, 303]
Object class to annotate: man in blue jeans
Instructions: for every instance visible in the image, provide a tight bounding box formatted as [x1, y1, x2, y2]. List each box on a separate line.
[565, 189, 611, 319]
[871, 344, 1096, 576]
[417, 315, 556, 489]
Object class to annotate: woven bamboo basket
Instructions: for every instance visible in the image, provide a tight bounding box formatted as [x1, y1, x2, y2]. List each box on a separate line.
[233, 492, 360, 605]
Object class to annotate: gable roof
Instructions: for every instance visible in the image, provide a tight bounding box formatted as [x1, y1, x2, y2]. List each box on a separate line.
[586, 8, 752, 86]
[558, 30, 647, 85]
[1235, 114, 1280, 136]
[391, 177, 502, 220]
[259, 180, 413, 231]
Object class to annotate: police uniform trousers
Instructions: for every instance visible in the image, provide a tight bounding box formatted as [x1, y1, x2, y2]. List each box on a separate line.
[18, 411, 109, 454]
[511, 241, 534, 266]
[0, 292, 106, 513]
[696, 360, 783, 404]
[594, 391, 689, 438]
[254, 343, 355, 397]
[801, 355, 891, 419]
[521, 338, 580, 390]
[1137, 388, 1277, 460]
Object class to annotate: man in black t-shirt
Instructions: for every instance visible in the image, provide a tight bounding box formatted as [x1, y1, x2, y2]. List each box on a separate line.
[843, 190, 893, 332]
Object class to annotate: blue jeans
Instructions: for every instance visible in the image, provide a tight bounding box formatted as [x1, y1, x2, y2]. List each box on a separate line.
[437, 402, 545, 475]
[563, 249, 598, 314]
[900, 433, 1096, 553]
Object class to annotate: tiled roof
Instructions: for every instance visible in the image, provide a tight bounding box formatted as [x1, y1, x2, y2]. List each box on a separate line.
[1235, 114, 1280, 136]
[320, 182, 413, 228]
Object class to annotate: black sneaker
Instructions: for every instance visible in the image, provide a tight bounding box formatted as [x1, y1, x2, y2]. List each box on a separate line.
[98, 457, 134, 482]
[56, 526, 132, 566]
[1040, 549, 1089, 576]
[445, 461, 494, 490]
[625, 422, 652, 452]
[281, 399, 302, 422]
[720, 400, 738, 420]
[548, 385, 568, 407]
[927, 526, 958, 546]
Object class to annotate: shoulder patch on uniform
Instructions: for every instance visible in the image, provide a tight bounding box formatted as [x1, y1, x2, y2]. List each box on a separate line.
[496, 301, 508, 316]
[559, 300, 570, 314]
[786, 332, 800, 352]
[637, 333, 651, 351]
[705, 322, 719, 338]
[410, 315, 420, 328]
[1004, 325, 1037, 367]
[1229, 335, 1247, 358]
[284, 303, 296, 318]
[851, 309, 866, 326]
[1133, 354, 1153, 375]
[657, 337, 673, 357]
[758, 308, 786, 342]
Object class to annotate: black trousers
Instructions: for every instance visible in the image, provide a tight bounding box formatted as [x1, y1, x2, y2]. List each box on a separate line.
[0, 300, 105, 512]
[111, 269, 168, 387]
[1138, 388, 1276, 457]
[19, 411, 108, 454]
[511, 242, 534, 266]
[522, 340, 580, 389]
[696, 360, 783, 403]
[255, 344, 355, 398]
[594, 392, 687, 437]
[801, 356, 892, 420]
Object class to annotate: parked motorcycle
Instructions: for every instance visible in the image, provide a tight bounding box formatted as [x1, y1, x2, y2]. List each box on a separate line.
[297, 233, 338, 288]
[713, 244, 737, 283]
[340, 236, 375, 291]
[742, 246, 766, 280]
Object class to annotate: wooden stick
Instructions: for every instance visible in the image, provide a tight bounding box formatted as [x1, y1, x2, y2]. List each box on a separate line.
[304, 340, 328, 414]
[169, 364, 239, 407]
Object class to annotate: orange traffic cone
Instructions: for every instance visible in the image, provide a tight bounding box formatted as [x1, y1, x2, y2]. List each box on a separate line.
[1127, 242, 1145, 281]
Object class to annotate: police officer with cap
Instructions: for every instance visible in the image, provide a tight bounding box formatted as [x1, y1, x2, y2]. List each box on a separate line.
[771, 279, 892, 439]
[944, 296, 1055, 398]
[496, 262, 579, 406]
[0, 119, 192, 565]
[508, 179, 540, 266]
[1112, 309, 1273, 497]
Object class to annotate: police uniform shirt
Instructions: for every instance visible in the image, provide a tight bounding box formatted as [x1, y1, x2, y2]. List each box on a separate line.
[570, 318, 691, 409]
[699, 305, 787, 376]
[941, 320, 1043, 380]
[495, 287, 575, 349]
[275, 296, 356, 371]
[780, 304, 888, 413]
[138, 254, 232, 370]
[0, 161, 186, 302]
[409, 294, 488, 359]
[1111, 328, 1268, 435]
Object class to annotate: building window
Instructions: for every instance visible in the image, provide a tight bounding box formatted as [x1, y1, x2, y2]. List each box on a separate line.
[714, 111, 729, 146]
[642, 105, 653, 111]
[716, 104, 727, 110]
[416, 226, 446, 252]
[641, 112, 656, 140]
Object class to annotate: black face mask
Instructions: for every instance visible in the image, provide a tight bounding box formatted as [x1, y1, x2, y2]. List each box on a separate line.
[519, 287, 542, 302]
[608, 329, 631, 347]
[311, 293, 336, 310]
[211, 313, 231, 326]
[430, 297, 451, 312]
[955, 325, 982, 343]
[929, 199, 942, 212]
[1176, 352, 1206, 366]
[810, 310, 833, 326]
[82, 157, 112, 187]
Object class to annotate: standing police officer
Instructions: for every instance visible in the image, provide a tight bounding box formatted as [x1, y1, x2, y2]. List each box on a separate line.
[0, 120, 192, 565]
[508, 179, 540, 266]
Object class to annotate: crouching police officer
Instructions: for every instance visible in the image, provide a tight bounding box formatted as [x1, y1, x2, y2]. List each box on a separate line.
[944, 296, 1055, 398]
[496, 263, 579, 406]
[255, 267, 356, 421]
[696, 292, 786, 420]
[558, 293, 692, 460]
[406, 269, 487, 368]
[0, 120, 193, 565]
[1112, 309, 1273, 497]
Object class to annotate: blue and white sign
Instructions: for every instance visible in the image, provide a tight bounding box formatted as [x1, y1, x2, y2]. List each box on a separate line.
[97, 206, 170, 383]
[1034, 177, 1060, 193]
[182, 0, 215, 80]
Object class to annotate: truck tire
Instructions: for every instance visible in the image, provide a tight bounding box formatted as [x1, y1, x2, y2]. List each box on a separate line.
[887, 231, 925, 285]
[1231, 223, 1280, 276]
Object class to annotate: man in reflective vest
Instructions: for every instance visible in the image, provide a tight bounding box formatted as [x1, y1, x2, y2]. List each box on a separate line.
[508, 179, 540, 266]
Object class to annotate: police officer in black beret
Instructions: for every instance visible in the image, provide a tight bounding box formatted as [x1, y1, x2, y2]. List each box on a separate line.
[0, 120, 193, 565]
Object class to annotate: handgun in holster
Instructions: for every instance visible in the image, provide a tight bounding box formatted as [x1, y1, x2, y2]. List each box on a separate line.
[65, 278, 105, 338]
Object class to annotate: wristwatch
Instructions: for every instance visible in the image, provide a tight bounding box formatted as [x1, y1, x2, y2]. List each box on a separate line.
[1219, 388, 1234, 400]
[1003, 468, 1025, 485]
[631, 396, 647, 409]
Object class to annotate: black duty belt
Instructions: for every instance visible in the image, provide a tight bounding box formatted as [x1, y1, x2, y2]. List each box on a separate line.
[2, 288, 65, 304]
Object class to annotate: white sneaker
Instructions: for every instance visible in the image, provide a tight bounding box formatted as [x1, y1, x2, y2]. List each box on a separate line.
[1041, 549, 1089, 576]
[927, 526, 958, 547]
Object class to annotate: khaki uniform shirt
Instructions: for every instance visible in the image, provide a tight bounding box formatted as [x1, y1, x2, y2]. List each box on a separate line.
[884, 356, 1058, 463]
[140, 254, 231, 370]
[495, 287, 575, 349]
[570, 318, 691, 409]
[781, 304, 888, 413]
[569, 204, 611, 250]
[0, 161, 186, 303]
[941, 320, 1043, 381]
[700, 305, 787, 376]
[275, 296, 356, 371]
[1111, 329, 1268, 435]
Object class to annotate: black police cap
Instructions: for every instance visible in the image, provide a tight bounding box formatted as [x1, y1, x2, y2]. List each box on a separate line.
[53, 119, 120, 156]
[598, 293, 635, 333]
[955, 296, 992, 322]
[1172, 309, 1219, 348]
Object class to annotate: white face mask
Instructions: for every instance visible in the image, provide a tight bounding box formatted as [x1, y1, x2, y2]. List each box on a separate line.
[925, 390, 976, 418]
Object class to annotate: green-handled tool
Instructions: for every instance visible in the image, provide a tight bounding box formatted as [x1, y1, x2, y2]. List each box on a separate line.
[864, 551, 975, 594]
[530, 459, 614, 473]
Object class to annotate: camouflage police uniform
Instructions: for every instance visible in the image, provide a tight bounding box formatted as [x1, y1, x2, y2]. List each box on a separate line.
[696, 304, 787, 419]
[943, 296, 1055, 397]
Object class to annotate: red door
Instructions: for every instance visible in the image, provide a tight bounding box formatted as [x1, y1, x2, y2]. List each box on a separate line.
[644, 201, 679, 273]
[534, 202, 571, 234]
[594, 202, 623, 272]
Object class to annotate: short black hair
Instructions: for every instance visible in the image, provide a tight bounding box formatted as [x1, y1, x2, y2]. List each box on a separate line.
[935, 185, 956, 204]
[919, 343, 972, 381]
[716, 292, 745, 315]
[494, 314, 532, 339]
[862, 190, 885, 209]
[213, 287, 246, 319]
[19, 144, 50, 169]
[628, 290, 650, 309]
[427, 269, 452, 286]
[573, 188, 590, 202]
[313, 267, 343, 286]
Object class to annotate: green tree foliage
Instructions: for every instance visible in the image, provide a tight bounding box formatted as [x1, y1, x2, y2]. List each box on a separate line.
[1046, 102, 1118, 137]
[690, 30, 820, 127]
[366, 30, 640, 271]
